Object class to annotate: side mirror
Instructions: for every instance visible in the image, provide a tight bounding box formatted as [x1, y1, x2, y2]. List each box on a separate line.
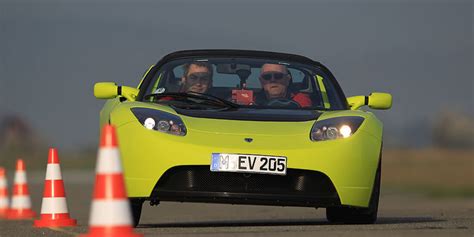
[94, 82, 139, 101]
[347, 92, 392, 110]
[94, 82, 118, 99]
[368, 92, 392, 110]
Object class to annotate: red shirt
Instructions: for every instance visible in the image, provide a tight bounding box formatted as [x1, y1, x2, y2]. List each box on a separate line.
[159, 96, 174, 101]
[291, 93, 312, 108]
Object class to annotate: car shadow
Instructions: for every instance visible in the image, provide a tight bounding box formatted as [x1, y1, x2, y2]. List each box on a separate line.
[139, 217, 444, 229]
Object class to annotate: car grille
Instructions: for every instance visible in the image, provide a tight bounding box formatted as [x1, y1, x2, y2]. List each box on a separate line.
[154, 166, 338, 197]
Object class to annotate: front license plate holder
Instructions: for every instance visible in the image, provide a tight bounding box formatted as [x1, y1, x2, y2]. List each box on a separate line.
[210, 153, 287, 176]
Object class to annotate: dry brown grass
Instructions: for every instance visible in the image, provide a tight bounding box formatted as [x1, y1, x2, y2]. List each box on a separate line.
[382, 148, 474, 197]
[1, 147, 472, 197]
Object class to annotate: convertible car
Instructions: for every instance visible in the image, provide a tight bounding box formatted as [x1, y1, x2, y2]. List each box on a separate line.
[94, 50, 392, 226]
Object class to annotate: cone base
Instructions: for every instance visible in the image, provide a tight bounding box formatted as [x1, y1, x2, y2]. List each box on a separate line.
[0, 208, 9, 218]
[79, 226, 143, 237]
[34, 218, 77, 227]
[6, 209, 36, 219]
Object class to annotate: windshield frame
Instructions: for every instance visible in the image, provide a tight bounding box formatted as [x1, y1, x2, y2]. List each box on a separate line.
[137, 50, 349, 111]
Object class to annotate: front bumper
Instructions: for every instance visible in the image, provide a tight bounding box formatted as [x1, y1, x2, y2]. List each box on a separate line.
[116, 119, 381, 208]
[151, 166, 340, 207]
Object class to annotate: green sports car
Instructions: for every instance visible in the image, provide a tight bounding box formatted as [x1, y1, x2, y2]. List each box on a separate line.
[94, 50, 392, 226]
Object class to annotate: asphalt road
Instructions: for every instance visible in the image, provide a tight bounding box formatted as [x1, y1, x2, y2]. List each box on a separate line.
[0, 170, 473, 237]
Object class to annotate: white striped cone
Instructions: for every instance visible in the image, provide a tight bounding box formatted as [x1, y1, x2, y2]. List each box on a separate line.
[80, 125, 142, 237]
[6, 159, 36, 219]
[34, 148, 77, 227]
[0, 167, 9, 218]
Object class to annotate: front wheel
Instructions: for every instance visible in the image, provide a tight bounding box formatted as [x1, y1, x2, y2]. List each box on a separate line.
[129, 198, 144, 227]
[326, 161, 381, 224]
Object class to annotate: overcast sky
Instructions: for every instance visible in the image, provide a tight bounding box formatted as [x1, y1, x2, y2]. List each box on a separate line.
[0, 0, 472, 149]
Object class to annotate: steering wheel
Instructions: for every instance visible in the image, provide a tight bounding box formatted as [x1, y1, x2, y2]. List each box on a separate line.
[266, 98, 301, 108]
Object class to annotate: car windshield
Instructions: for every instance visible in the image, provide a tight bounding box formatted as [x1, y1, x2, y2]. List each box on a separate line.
[140, 57, 345, 110]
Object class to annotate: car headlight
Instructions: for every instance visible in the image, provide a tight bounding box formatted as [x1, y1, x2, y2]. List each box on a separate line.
[131, 108, 187, 136]
[310, 116, 364, 141]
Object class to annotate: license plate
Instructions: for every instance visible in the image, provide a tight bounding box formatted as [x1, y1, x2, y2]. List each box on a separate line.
[210, 153, 287, 175]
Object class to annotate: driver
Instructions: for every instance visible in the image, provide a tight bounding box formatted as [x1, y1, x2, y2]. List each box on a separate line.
[157, 62, 213, 102]
[180, 62, 213, 93]
[257, 63, 312, 108]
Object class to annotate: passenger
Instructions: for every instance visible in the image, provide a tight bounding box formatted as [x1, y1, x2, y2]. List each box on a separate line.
[180, 62, 213, 93]
[257, 63, 312, 108]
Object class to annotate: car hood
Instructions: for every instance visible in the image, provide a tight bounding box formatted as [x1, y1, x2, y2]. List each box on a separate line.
[174, 107, 321, 122]
[114, 103, 323, 137]
[179, 108, 321, 136]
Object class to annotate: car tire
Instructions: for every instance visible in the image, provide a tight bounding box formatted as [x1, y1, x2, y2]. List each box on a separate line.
[130, 198, 144, 227]
[326, 161, 381, 224]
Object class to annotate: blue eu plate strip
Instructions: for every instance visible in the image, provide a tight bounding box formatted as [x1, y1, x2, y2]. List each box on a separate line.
[211, 153, 220, 171]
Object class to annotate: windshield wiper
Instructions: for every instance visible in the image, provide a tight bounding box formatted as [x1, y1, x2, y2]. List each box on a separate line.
[144, 92, 240, 109]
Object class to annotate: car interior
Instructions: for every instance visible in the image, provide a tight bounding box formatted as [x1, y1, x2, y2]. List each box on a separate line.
[157, 63, 324, 107]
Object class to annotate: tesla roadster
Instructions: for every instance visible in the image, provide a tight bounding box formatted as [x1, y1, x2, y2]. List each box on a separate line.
[94, 50, 392, 226]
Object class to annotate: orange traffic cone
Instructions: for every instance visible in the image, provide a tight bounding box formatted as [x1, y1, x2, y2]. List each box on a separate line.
[6, 159, 36, 219]
[80, 125, 142, 237]
[34, 148, 77, 227]
[0, 167, 9, 218]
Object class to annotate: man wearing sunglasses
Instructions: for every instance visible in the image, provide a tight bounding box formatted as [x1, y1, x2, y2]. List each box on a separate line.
[257, 63, 312, 108]
[158, 62, 213, 102]
[180, 62, 213, 93]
